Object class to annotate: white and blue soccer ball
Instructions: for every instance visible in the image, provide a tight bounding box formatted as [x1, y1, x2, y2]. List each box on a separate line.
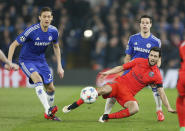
[80, 86, 98, 104]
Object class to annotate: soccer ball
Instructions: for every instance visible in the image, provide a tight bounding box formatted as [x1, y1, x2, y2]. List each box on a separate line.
[80, 86, 98, 104]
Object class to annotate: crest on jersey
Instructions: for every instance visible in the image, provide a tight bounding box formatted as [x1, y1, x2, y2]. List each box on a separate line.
[149, 71, 154, 77]
[49, 36, 52, 41]
[20, 36, 26, 42]
[134, 42, 138, 45]
[146, 43, 151, 48]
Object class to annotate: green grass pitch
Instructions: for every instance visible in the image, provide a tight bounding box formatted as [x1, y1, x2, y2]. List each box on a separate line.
[0, 86, 178, 131]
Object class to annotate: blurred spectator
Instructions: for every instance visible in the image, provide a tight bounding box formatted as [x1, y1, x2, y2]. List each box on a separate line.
[0, 0, 184, 73]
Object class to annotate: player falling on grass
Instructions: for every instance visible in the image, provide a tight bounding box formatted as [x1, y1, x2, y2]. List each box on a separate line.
[0, 49, 19, 70]
[97, 15, 165, 122]
[63, 47, 176, 122]
[7, 7, 64, 121]
[176, 41, 185, 131]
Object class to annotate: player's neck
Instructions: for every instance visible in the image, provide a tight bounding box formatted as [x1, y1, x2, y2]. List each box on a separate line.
[140, 31, 151, 38]
[40, 23, 48, 32]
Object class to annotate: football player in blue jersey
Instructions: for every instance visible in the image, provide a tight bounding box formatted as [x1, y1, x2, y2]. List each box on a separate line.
[99, 15, 164, 122]
[7, 7, 64, 121]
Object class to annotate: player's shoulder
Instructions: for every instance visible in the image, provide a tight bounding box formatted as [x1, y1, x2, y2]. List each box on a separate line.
[24, 23, 40, 37]
[130, 33, 140, 39]
[48, 25, 58, 32]
[151, 34, 161, 45]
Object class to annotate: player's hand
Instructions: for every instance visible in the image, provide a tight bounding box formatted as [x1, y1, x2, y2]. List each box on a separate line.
[11, 63, 19, 71]
[4, 64, 11, 70]
[168, 107, 177, 113]
[57, 66, 64, 79]
[5, 63, 19, 71]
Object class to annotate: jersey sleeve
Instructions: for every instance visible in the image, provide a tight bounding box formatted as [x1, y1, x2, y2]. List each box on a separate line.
[123, 58, 140, 70]
[16, 27, 32, 45]
[125, 36, 133, 55]
[157, 39, 161, 48]
[52, 29, 59, 44]
[154, 69, 163, 88]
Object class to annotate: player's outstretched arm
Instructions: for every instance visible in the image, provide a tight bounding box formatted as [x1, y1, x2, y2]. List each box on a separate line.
[157, 87, 176, 113]
[53, 44, 64, 79]
[0, 49, 19, 71]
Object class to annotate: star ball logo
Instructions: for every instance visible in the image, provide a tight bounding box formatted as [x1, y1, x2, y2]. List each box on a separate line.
[20, 36, 26, 42]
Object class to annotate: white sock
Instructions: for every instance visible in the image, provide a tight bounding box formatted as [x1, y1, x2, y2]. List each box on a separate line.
[35, 83, 50, 114]
[152, 87, 162, 111]
[46, 91, 55, 107]
[104, 97, 116, 114]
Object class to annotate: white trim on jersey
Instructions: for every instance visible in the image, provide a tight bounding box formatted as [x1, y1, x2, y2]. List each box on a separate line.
[48, 25, 58, 31]
[24, 24, 40, 37]
[151, 35, 161, 47]
[20, 62, 31, 76]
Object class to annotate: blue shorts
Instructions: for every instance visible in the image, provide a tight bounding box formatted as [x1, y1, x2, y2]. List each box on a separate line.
[19, 60, 53, 84]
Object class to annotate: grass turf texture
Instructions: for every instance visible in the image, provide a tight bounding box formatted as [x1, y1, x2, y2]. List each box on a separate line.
[0, 86, 178, 131]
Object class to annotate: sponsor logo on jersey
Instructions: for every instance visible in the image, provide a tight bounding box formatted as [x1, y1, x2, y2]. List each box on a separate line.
[36, 37, 40, 40]
[149, 71, 154, 77]
[20, 36, 26, 42]
[34, 42, 50, 46]
[134, 42, 138, 45]
[134, 47, 150, 53]
[146, 43, 151, 48]
[49, 36, 52, 41]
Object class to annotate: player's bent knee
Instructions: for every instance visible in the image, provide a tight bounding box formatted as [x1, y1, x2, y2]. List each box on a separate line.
[30, 72, 43, 83]
[97, 85, 112, 95]
[125, 101, 139, 115]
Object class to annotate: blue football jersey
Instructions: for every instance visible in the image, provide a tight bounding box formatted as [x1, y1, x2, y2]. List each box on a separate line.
[125, 33, 161, 60]
[16, 23, 59, 61]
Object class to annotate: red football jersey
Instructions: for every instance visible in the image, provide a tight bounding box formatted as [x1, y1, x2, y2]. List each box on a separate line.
[179, 41, 185, 72]
[117, 58, 163, 95]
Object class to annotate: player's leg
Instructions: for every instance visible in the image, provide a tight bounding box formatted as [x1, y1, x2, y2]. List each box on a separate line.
[104, 98, 116, 114]
[63, 85, 112, 113]
[45, 82, 55, 107]
[151, 86, 164, 121]
[37, 62, 61, 121]
[177, 96, 185, 130]
[19, 62, 59, 121]
[176, 73, 185, 130]
[100, 100, 139, 122]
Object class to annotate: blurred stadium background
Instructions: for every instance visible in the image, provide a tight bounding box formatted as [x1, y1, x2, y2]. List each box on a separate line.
[0, 0, 184, 87]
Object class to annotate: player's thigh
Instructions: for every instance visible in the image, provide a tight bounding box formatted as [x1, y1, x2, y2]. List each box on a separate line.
[19, 61, 42, 83]
[177, 72, 185, 96]
[116, 85, 137, 108]
[97, 84, 112, 95]
[37, 62, 53, 85]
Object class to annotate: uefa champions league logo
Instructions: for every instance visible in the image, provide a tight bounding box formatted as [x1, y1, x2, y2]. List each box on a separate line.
[20, 36, 26, 42]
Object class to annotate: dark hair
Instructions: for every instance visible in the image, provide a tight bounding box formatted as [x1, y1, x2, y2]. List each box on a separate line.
[39, 7, 52, 16]
[149, 47, 161, 57]
[139, 15, 152, 23]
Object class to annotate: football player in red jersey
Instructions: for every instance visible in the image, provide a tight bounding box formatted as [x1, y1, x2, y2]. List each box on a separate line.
[63, 47, 176, 122]
[176, 41, 185, 131]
